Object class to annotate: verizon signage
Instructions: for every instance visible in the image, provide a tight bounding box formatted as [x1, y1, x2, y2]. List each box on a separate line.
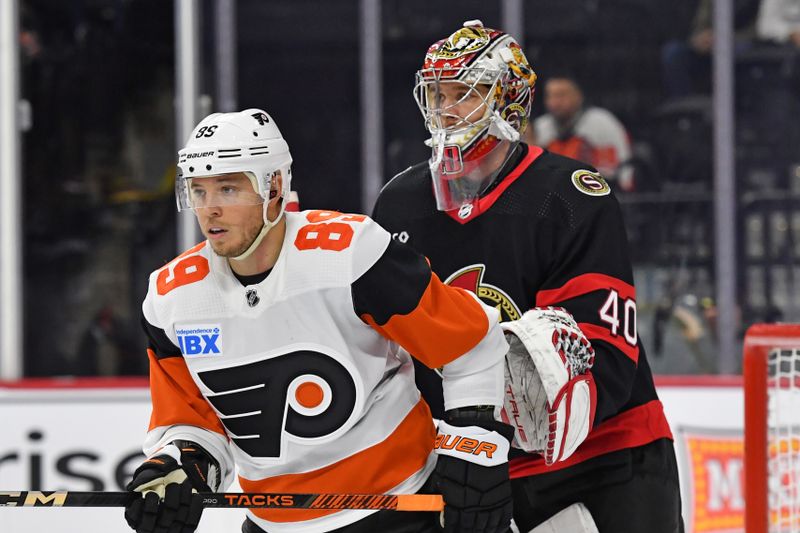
[0, 382, 244, 532]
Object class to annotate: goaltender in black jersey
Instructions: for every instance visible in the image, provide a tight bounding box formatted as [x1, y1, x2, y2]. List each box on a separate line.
[373, 20, 684, 533]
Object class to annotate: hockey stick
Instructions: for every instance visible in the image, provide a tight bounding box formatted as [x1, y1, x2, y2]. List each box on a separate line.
[0, 491, 444, 512]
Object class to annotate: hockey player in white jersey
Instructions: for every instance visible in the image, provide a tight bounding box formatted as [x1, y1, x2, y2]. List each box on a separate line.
[123, 108, 515, 533]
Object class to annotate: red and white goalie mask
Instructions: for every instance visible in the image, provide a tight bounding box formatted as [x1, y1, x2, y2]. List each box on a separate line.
[414, 20, 537, 214]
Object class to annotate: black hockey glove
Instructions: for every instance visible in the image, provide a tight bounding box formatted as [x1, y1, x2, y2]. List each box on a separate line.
[433, 407, 514, 533]
[124, 440, 220, 533]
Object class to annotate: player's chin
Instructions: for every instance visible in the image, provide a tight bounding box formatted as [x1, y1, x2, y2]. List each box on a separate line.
[208, 239, 242, 258]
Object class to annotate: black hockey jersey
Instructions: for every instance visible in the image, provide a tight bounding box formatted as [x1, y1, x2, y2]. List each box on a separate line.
[372, 144, 673, 478]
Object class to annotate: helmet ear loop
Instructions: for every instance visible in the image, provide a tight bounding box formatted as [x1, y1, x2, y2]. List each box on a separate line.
[263, 174, 285, 227]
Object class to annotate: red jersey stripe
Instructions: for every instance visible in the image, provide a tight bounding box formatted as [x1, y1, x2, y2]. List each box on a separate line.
[580, 322, 640, 363]
[536, 272, 635, 307]
[445, 145, 545, 224]
[508, 399, 672, 478]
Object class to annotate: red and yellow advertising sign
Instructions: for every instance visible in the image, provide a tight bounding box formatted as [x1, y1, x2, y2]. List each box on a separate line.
[682, 428, 800, 533]
[682, 429, 744, 533]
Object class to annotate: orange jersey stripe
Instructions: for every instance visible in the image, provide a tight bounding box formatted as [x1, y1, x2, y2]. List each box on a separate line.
[362, 273, 489, 369]
[146, 349, 227, 437]
[240, 399, 435, 523]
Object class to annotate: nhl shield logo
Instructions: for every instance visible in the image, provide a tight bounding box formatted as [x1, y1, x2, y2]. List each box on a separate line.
[245, 289, 260, 307]
[458, 203, 474, 219]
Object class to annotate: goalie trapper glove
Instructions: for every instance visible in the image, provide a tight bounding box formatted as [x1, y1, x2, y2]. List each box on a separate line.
[500, 307, 597, 464]
[124, 440, 220, 533]
[433, 407, 514, 533]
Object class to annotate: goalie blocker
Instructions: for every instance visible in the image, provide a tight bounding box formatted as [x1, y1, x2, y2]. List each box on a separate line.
[500, 307, 597, 464]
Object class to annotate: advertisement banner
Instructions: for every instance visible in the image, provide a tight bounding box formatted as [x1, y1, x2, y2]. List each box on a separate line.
[0, 382, 245, 532]
[1, 378, 747, 533]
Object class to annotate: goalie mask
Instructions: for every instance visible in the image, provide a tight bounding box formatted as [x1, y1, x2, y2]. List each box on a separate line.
[414, 20, 537, 214]
[176, 108, 293, 260]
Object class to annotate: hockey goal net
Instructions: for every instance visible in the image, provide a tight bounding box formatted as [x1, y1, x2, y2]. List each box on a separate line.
[745, 323, 800, 533]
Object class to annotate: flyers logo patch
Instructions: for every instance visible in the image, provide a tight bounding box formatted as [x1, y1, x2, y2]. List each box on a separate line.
[571, 170, 611, 196]
[197, 347, 360, 460]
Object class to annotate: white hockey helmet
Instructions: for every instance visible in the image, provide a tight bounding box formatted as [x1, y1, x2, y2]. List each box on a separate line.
[414, 20, 537, 214]
[176, 109, 293, 259]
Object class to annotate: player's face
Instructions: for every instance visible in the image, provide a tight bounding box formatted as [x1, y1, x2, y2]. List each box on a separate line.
[192, 173, 265, 257]
[430, 81, 490, 129]
[544, 79, 583, 122]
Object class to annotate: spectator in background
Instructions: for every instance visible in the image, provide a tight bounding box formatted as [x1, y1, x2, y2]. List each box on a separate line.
[660, 0, 760, 99]
[532, 75, 635, 192]
[757, 0, 800, 46]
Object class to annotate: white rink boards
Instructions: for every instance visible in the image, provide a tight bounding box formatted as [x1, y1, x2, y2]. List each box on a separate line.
[1, 378, 745, 533]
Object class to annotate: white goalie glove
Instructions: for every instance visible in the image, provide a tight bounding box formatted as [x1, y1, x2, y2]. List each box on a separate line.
[500, 307, 597, 464]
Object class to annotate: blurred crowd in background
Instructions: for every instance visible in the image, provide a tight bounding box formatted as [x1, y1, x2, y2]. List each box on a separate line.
[16, 0, 800, 376]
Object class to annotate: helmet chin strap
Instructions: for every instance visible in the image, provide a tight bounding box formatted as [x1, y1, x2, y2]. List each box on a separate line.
[231, 197, 285, 262]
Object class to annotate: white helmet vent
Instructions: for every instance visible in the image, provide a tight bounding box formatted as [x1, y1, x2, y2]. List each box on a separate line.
[249, 146, 270, 156]
[218, 148, 242, 159]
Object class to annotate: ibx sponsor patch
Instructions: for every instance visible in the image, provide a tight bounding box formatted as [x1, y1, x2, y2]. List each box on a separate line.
[176, 324, 222, 356]
[571, 170, 611, 196]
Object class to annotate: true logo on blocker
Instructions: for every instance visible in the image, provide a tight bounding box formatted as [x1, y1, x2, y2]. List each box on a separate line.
[176, 325, 222, 355]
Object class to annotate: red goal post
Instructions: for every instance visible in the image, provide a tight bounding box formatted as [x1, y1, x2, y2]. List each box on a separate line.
[744, 323, 800, 533]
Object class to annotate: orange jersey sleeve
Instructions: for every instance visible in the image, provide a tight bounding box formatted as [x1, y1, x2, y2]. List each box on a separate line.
[141, 313, 226, 436]
[353, 238, 492, 368]
[146, 348, 227, 436]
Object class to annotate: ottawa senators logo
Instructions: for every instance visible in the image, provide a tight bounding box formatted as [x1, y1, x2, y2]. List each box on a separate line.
[445, 264, 521, 321]
[571, 170, 610, 196]
[430, 26, 492, 60]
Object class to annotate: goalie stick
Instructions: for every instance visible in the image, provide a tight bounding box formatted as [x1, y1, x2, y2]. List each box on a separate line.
[0, 491, 443, 512]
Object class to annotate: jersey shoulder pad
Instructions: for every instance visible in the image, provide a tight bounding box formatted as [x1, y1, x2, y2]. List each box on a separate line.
[531, 151, 613, 200]
[581, 107, 621, 129]
[373, 161, 436, 224]
[379, 161, 430, 198]
[286, 210, 391, 283]
[519, 151, 621, 231]
[143, 241, 213, 327]
[350, 215, 392, 280]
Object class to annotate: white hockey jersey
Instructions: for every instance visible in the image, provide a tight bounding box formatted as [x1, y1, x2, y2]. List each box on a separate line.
[140, 210, 507, 533]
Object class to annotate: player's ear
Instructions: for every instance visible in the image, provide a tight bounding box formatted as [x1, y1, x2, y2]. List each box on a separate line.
[268, 172, 283, 203]
[265, 171, 284, 222]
